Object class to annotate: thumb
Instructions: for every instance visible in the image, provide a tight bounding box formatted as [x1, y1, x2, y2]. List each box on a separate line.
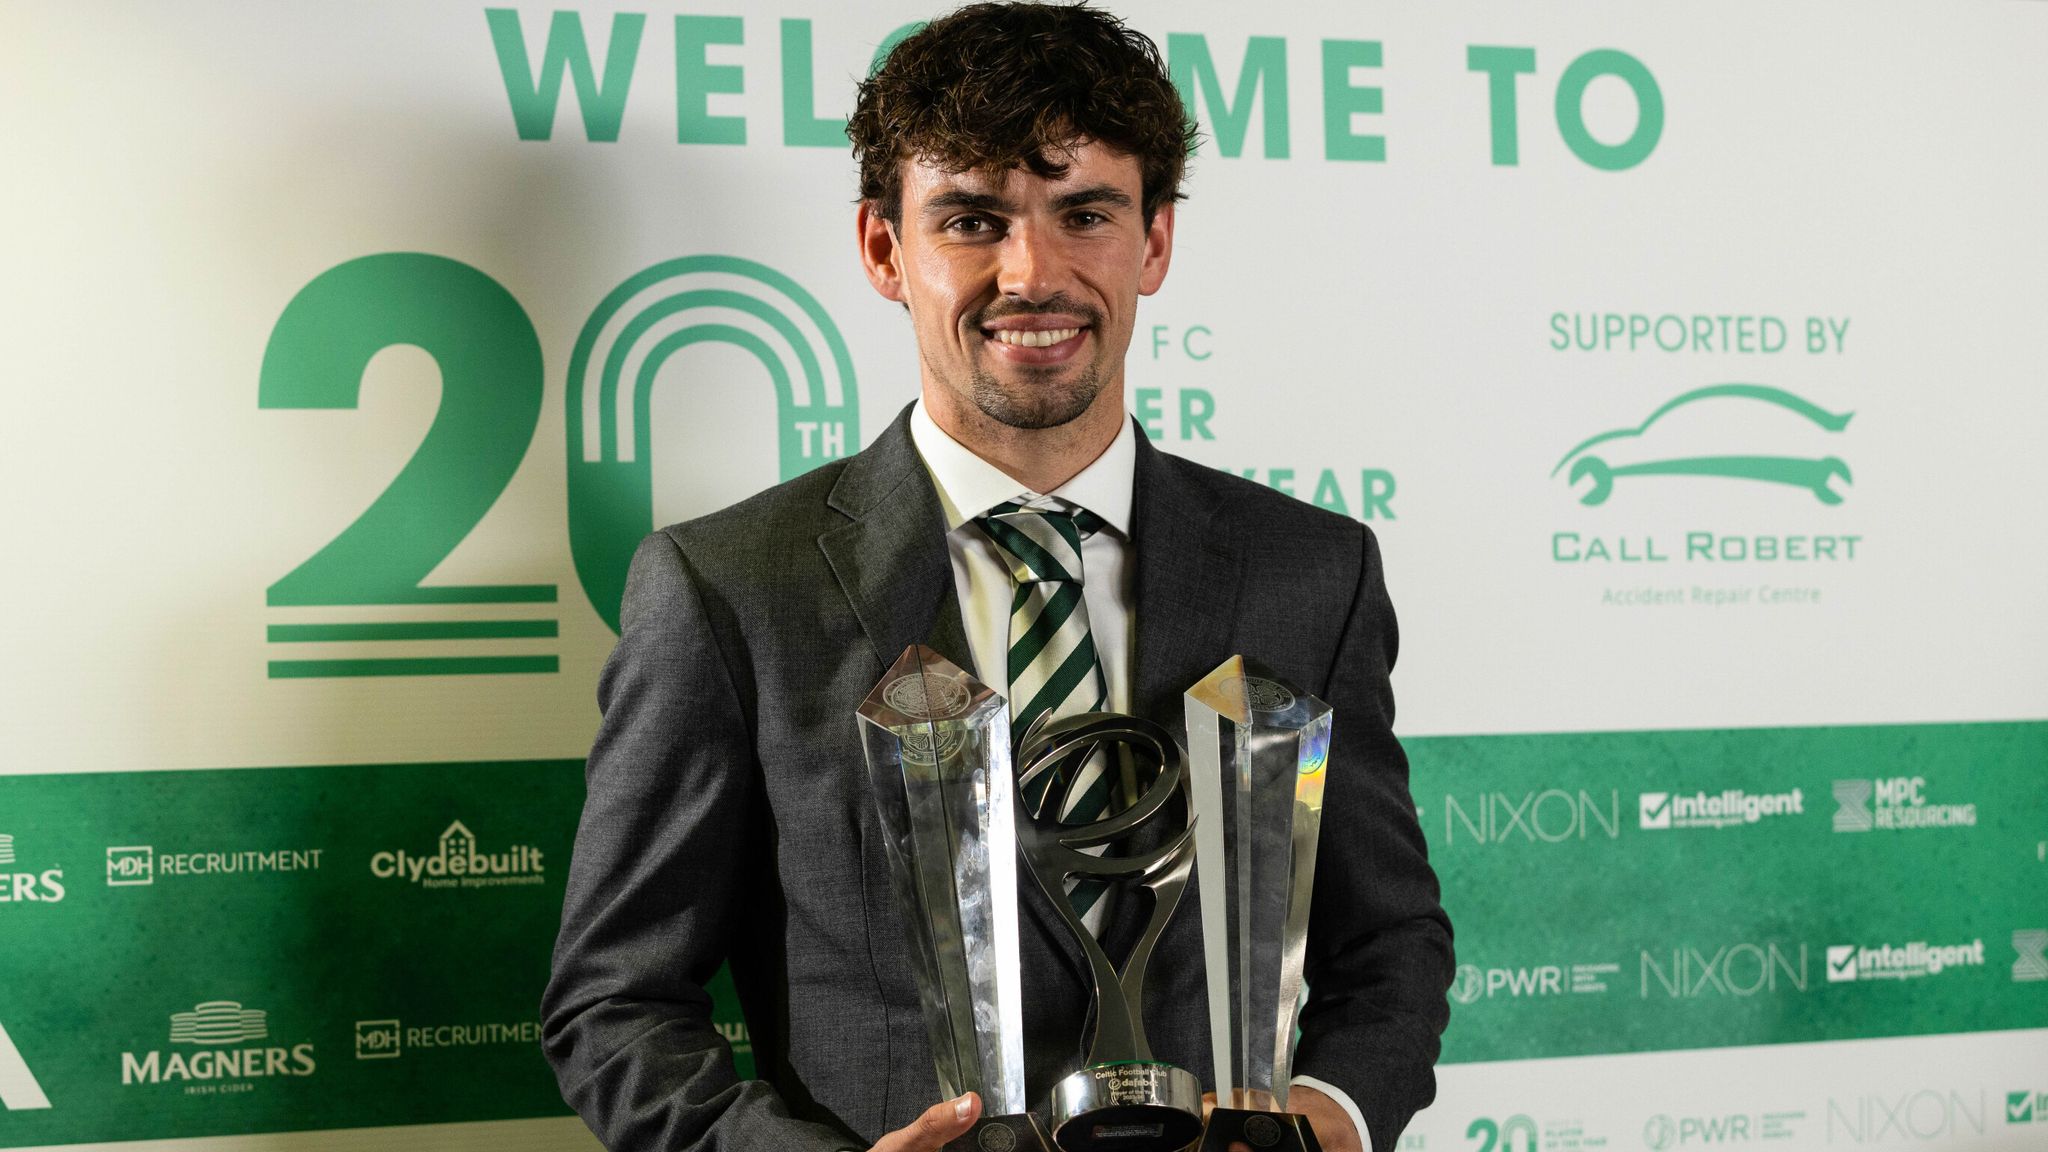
[874, 1092, 980, 1152]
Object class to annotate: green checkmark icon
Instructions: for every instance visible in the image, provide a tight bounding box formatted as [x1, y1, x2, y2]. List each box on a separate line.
[1644, 796, 1670, 820]
[2009, 1092, 2034, 1123]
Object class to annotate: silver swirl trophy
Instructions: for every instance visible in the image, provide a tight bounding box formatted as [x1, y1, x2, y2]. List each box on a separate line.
[1186, 656, 1332, 1152]
[1014, 710, 1202, 1152]
[857, 646, 1052, 1152]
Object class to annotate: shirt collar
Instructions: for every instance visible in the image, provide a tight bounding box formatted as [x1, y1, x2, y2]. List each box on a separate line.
[910, 397, 1135, 537]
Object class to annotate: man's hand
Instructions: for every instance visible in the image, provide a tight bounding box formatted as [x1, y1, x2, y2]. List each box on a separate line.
[871, 1092, 980, 1152]
[1202, 1086, 1363, 1152]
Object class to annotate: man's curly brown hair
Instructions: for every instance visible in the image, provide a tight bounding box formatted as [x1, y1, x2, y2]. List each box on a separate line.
[847, 2, 1194, 226]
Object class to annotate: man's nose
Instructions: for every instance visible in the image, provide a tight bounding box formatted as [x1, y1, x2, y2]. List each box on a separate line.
[995, 222, 1065, 302]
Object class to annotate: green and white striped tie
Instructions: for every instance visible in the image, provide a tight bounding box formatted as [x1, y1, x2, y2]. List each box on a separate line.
[976, 499, 1118, 919]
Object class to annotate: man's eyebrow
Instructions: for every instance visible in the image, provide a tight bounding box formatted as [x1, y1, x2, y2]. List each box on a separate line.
[1050, 185, 1135, 212]
[920, 189, 1015, 216]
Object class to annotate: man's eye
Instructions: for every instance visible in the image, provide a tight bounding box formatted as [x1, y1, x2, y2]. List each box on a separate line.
[1069, 210, 1107, 227]
[948, 216, 997, 234]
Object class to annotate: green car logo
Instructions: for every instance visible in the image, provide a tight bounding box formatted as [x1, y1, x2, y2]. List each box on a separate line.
[1552, 384, 1853, 506]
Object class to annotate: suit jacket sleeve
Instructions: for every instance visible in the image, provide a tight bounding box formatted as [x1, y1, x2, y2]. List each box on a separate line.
[1290, 524, 1455, 1152]
[542, 532, 855, 1152]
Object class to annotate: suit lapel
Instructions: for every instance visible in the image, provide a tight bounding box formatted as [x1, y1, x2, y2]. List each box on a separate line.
[819, 407, 1092, 989]
[1099, 432, 1244, 969]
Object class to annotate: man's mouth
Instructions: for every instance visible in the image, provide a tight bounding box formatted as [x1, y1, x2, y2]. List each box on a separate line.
[988, 327, 1083, 348]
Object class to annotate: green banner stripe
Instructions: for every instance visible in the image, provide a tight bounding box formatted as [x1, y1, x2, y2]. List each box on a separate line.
[267, 621, 559, 642]
[267, 657, 559, 678]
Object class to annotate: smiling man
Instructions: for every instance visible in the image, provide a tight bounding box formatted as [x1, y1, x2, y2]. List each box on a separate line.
[542, 6, 1451, 1152]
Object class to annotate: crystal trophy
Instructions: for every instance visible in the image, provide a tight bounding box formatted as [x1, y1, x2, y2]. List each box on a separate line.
[857, 646, 1051, 1152]
[1185, 657, 1333, 1152]
[1014, 711, 1203, 1152]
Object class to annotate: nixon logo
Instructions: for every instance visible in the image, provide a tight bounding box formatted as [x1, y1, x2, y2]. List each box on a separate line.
[1827, 1090, 1983, 1144]
[1442, 790, 1618, 846]
[1641, 943, 1808, 998]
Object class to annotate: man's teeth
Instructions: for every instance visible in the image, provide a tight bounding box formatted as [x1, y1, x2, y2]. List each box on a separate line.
[990, 327, 1080, 348]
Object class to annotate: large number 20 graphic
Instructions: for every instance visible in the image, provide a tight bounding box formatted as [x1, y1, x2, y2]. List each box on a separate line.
[260, 252, 858, 674]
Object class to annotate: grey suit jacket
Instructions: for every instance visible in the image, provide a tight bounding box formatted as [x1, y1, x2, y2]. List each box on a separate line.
[542, 406, 1452, 1152]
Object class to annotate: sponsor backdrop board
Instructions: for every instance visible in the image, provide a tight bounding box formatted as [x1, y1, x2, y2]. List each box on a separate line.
[3, 2, 2044, 1151]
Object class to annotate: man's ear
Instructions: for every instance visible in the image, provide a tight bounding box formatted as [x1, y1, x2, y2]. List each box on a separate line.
[1138, 200, 1175, 296]
[857, 201, 908, 303]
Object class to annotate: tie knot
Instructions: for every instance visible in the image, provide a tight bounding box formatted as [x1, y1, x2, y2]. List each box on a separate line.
[976, 500, 1103, 585]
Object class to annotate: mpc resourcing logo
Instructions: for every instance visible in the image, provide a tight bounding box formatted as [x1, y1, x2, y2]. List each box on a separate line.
[120, 1001, 316, 1091]
[106, 844, 322, 886]
[1831, 777, 1975, 832]
[370, 821, 544, 889]
[1449, 961, 1619, 1004]
[1826, 939, 1984, 983]
[2012, 930, 2048, 983]
[0, 834, 66, 905]
[1639, 788, 1803, 830]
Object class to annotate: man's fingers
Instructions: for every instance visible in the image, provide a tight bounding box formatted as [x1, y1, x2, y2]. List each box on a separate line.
[872, 1093, 979, 1152]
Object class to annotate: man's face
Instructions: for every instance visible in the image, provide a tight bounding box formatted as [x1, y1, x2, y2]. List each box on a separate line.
[858, 141, 1173, 436]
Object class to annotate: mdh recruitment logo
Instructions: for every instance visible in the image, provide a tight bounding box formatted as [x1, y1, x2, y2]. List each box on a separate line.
[1639, 787, 1803, 831]
[0, 833, 66, 906]
[1449, 960, 1618, 1004]
[1830, 777, 1976, 832]
[1549, 384, 1862, 572]
[1825, 938, 1984, 983]
[106, 844, 322, 887]
[369, 820, 544, 890]
[354, 1017, 542, 1060]
[121, 1001, 316, 1092]
[1642, 1109, 1805, 1148]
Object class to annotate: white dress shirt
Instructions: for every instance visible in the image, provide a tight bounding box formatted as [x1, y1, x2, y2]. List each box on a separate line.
[905, 398, 1371, 1147]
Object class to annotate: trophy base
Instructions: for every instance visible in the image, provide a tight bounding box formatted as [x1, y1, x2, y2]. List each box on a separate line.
[1201, 1108, 1324, 1152]
[1048, 1062, 1203, 1152]
[945, 1112, 1054, 1152]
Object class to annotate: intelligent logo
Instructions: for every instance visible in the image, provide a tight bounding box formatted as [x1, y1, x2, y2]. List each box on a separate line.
[370, 821, 545, 889]
[121, 1001, 316, 1088]
[2009, 1089, 2048, 1126]
[2013, 930, 2048, 983]
[1450, 961, 1618, 1003]
[1826, 939, 1984, 982]
[1831, 777, 1975, 832]
[1639, 788, 1803, 830]
[0, 836, 66, 905]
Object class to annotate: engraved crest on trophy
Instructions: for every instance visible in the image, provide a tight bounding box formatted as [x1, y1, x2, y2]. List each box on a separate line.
[1186, 656, 1333, 1152]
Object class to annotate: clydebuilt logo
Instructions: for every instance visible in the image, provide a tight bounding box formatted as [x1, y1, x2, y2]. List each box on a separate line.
[0, 835, 66, 905]
[1450, 961, 1618, 1004]
[121, 1001, 315, 1089]
[1832, 777, 1975, 832]
[0, 1022, 52, 1111]
[1639, 788, 1803, 830]
[370, 821, 544, 889]
[1826, 939, 1984, 983]
[2012, 930, 2048, 983]
[1553, 385, 1852, 507]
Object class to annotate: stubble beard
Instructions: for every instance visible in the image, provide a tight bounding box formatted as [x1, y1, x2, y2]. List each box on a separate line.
[968, 361, 1104, 430]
